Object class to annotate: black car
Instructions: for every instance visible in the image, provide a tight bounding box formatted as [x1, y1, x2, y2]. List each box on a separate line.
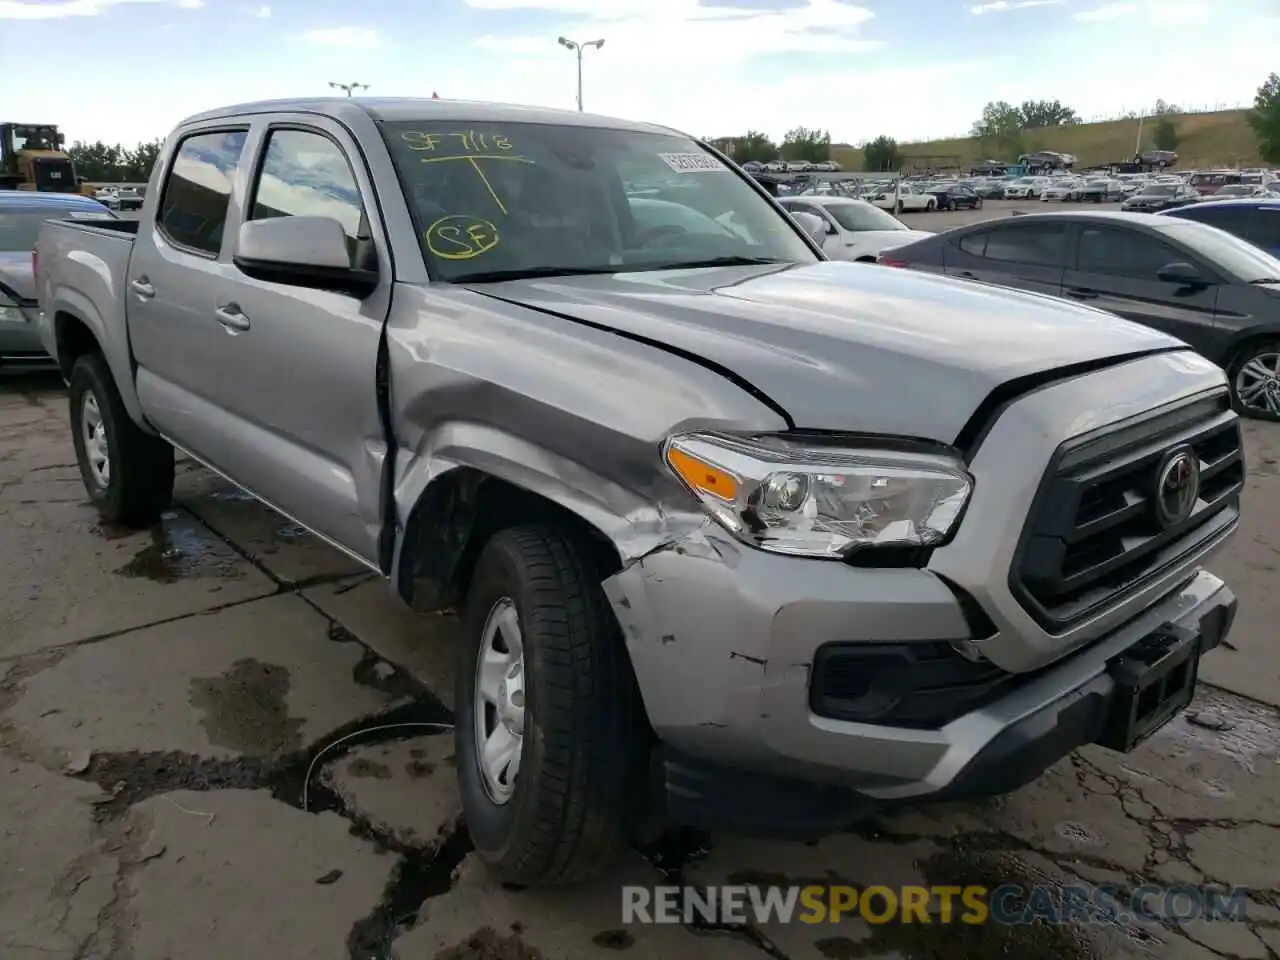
[877, 210, 1280, 419]
[1121, 183, 1199, 212]
[924, 183, 983, 211]
[1160, 199, 1280, 258]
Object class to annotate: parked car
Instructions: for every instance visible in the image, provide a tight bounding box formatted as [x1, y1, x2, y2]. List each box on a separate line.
[36, 98, 1243, 887]
[777, 195, 932, 261]
[1004, 177, 1049, 200]
[880, 209, 1280, 418]
[740, 160, 764, 174]
[868, 183, 937, 212]
[812, 160, 841, 172]
[94, 187, 121, 210]
[924, 182, 983, 211]
[1072, 178, 1125, 203]
[1205, 184, 1269, 200]
[785, 160, 812, 172]
[1121, 183, 1200, 212]
[1161, 199, 1280, 257]
[1, 192, 116, 367]
[1040, 180, 1080, 202]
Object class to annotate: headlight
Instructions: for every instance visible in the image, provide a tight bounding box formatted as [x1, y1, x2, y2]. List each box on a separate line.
[663, 433, 972, 558]
[0, 301, 24, 323]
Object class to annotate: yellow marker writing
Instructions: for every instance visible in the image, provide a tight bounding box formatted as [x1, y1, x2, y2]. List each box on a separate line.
[425, 215, 500, 260]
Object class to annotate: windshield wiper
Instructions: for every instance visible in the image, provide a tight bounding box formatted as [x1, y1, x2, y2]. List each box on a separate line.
[457, 265, 623, 283]
[647, 255, 794, 270]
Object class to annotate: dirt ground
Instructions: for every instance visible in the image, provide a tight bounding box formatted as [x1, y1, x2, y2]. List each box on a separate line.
[1, 365, 1277, 960]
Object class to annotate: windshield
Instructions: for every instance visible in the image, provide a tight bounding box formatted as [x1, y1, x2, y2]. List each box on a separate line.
[0, 208, 107, 250]
[1139, 185, 1177, 196]
[1157, 221, 1280, 282]
[380, 120, 816, 281]
[821, 201, 906, 232]
[1215, 185, 1251, 196]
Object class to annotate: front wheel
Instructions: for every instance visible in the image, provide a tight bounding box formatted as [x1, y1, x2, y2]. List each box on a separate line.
[69, 353, 174, 527]
[895, 201, 904, 214]
[455, 525, 647, 886]
[926, 200, 936, 212]
[975, 198, 983, 209]
[1228, 341, 1280, 421]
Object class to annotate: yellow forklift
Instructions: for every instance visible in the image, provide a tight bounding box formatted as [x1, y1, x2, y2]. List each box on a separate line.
[0, 122, 95, 196]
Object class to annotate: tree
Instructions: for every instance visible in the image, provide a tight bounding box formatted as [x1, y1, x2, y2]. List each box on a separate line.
[971, 101, 1025, 157]
[121, 139, 163, 181]
[1152, 99, 1180, 116]
[1153, 117, 1180, 151]
[862, 135, 901, 172]
[1247, 72, 1280, 165]
[65, 138, 162, 182]
[731, 131, 778, 164]
[780, 126, 832, 164]
[1017, 99, 1079, 128]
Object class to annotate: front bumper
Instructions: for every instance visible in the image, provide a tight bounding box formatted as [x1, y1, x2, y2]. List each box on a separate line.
[0, 308, 52, 362]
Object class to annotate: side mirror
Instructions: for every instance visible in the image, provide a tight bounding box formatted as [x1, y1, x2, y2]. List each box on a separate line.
[1156, 261, 1207, 286]
[233, 216, 377, 298]
[790, 211, 827, 246]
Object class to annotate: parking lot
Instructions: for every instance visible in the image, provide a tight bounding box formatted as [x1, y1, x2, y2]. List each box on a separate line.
[3, 202, 1279, 960]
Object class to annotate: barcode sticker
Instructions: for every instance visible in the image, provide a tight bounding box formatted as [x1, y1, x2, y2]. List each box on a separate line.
[658, 153, 727, 174]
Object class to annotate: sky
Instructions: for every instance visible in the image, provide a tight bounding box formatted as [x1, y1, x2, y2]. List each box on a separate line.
[1, 0, 1277, 149]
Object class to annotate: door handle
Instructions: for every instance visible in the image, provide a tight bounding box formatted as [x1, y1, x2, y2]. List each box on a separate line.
[956, 271, 976, 280]
[130, 278, 155, 299]
[214, 305, 251, 332]
[1066, 288, 1099, 300]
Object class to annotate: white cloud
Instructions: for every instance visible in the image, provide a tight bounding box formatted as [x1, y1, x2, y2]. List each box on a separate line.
[470, 0, 881, 68]
[299, 26, 381, 49]
[971, 0, 1061, 14]
[0, 0, 163, 19]
[1074, 3, 1136, 21]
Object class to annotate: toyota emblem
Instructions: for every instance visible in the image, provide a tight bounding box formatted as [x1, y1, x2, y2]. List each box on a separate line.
[1153, 447, 1200, 529]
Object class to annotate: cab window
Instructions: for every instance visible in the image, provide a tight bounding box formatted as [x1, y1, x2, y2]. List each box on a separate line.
[156, 129, 248, 256]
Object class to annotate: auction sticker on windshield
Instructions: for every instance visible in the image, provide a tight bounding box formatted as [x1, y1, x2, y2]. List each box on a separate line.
[658, 153, 728, 173]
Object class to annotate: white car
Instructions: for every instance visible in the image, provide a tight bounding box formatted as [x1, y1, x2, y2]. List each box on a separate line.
[1040, 180, 1080, 201]
[785, 161, 813, 172]
[777, 196, 933, 261]
[1004, 177, 1049, 199]
[811, 160, 841, 172]
[867, 183, 938, 212]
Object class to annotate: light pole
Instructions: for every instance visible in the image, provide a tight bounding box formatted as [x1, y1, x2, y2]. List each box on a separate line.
[328, 81, 369, 98]
[557, 36, 604, 112]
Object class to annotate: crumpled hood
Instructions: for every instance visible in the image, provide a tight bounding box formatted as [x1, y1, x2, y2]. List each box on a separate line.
[0, 252, 35, 305]
[465, 260, 1181, 443]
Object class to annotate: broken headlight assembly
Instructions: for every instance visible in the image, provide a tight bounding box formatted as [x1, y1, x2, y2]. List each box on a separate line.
[663, 432, 972, 559]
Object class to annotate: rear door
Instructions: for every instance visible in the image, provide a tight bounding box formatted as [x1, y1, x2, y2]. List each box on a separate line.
[209, 118, 392, 566]
[127, 125, 250, 466]
[941, 221, 1069, 296]
[1060, 222, 1220, 356]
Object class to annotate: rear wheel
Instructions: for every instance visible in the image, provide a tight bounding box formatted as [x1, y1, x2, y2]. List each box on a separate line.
[1227, 341, 1280, 421]
[455, 525, 647, 885]
[69, 353, 174, 527]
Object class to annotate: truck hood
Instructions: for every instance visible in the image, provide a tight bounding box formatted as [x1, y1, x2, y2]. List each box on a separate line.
[0, 252, 35, 306]
[465, 261, 1181, 443]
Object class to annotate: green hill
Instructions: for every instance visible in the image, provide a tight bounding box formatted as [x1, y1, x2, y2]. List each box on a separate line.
[832, 109, 1261, 172]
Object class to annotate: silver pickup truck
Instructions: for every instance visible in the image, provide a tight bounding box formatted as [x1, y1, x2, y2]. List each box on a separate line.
[36, 97, 1243, 886]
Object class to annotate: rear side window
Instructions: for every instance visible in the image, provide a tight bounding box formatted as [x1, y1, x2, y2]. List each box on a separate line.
[1077, 226, 1184, 279]
[976, 224, 1067, 267]
[1191, 207, 1280, 249]
[156, 129, 248, 256]
[957, 231, 988, 256]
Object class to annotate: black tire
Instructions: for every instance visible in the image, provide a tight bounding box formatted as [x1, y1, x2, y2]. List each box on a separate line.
[68, 352, 174, 527]
[1226, 340, 1280, 422]
[455, 525, 646, 886]
[975, 198, 983, 210]
[894, 201, 904, 214]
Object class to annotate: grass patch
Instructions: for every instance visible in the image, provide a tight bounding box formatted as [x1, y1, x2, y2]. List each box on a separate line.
[833, 109, 1261, 172]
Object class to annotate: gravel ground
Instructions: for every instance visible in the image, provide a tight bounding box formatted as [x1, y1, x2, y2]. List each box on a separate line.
[2, 249, 1279, 959]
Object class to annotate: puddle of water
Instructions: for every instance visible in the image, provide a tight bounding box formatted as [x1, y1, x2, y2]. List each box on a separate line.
[188, 658, 306, 756]
[113, 520, 245, 583]
[1155, 689, 1280, 775]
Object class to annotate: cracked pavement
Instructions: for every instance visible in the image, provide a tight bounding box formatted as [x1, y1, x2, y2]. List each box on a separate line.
[1, 370, 1278, 960]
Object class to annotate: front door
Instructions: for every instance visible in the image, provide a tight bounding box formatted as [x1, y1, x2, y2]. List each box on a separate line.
[209, 119, 392, 566]
[1061, 223, 1220, 356]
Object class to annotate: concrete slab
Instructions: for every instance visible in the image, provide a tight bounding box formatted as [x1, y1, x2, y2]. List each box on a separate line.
[175, 465, 368, 586]
[1199, 420, 1280, 708]
[323, 733, 460, 849]
[306, 578, 462, 711]
[0, 499, 277, 660]
[6, 593, 400, 760]
[128, 789, 394, 960]
[393, 853, 749, 960]
[0, 760, 119, 960]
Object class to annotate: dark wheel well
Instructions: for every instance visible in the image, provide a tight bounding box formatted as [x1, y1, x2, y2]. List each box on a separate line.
[1223, 332, 1280, 371]
[396, 468, 623, 613]
[54, 312, 101, 378]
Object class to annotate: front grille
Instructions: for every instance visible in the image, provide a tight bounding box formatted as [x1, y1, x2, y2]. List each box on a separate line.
[1011, 391, 1244, 631]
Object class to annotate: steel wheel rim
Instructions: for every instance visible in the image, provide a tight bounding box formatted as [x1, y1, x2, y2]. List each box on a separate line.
[81, 390, 110, 488]
[1235, 351, 1280, 417]
[473, 597, 525, 805]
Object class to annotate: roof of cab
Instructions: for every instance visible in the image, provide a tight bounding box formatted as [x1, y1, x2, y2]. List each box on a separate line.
[179, 96, 682, 138]
[0, 192, 109, 210]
